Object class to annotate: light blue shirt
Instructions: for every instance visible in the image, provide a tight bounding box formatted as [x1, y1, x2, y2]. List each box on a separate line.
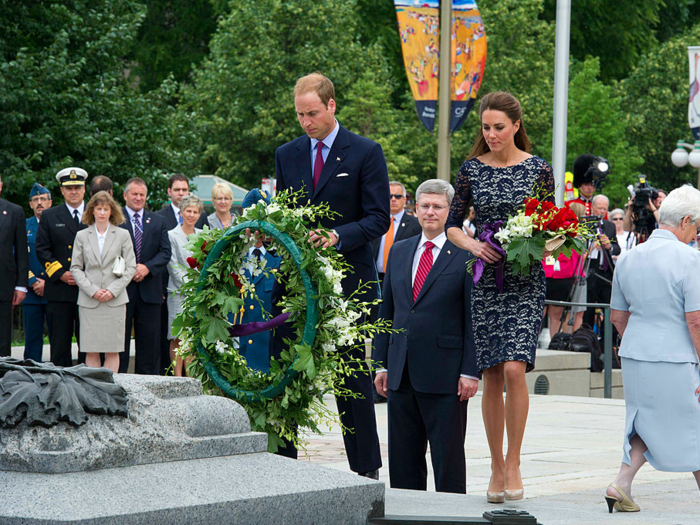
[309, 121, 340, 180]
[612, 228, 700, 364]
[375, 209, 406, 273]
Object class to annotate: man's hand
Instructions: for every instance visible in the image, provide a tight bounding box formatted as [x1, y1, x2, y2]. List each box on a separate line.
[374, 371, 388, 398]
[12, 290, 26, 306]
[598, 234, 611, 250]
[457, 377, 478, 401]
[60, 271, 76, 286]
[307, 229, 337, 250]
[132, 263, 150, 282]
[31, 278, 45, 297]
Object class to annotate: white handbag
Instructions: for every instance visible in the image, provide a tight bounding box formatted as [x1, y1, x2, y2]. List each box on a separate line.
[112, 256, 126, 277]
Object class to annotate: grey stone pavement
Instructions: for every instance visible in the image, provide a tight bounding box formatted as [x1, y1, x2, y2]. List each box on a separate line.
[301, 393, 700, 525]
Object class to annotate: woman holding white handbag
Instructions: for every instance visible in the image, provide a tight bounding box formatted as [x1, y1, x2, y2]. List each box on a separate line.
[70, 191, 136, 372]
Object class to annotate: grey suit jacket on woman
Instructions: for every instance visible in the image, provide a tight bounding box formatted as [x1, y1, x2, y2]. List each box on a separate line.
[70, 225, 137, 308]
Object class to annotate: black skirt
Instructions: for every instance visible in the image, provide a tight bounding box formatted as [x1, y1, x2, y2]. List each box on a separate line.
[546, 277, 575, 302]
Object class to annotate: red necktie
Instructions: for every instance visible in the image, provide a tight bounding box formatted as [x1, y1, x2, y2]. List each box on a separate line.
[313, 142, 324, 190]
[413, 241, 435, 302]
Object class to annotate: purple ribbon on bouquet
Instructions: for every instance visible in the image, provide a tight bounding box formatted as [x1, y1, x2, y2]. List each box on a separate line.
[472, 220, 506, 293]
[228, 312, 291, 337]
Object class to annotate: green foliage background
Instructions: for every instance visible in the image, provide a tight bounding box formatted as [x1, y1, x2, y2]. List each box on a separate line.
[2, 0, 700, 210]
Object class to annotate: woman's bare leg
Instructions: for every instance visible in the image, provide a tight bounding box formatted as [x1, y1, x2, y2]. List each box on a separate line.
[607, 434, 648, 500]
[482, 363, 506, 493]
[504, 361, 529, 491]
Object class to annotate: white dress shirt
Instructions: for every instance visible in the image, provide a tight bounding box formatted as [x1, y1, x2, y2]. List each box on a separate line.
[95, 224, 109, 257]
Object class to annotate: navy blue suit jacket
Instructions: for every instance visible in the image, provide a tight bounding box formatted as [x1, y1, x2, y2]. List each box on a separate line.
[0, 198, 28, 303]
[275, 125, 390, 297]
[119, 209, 171, 304]
[373, 237, 478, 394]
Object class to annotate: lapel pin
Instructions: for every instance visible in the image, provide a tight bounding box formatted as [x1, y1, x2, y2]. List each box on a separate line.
[336, 157, 341, 162]
[2, 211, 6, 215]
[146, 218, 151, 224]
[401, 222, 406, 227]
[447, 250, 451, 255]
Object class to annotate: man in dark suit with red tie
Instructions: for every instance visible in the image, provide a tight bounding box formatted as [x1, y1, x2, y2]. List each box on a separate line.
[373, 179, 478, 494]
[119, 177, 171, 374]
[36, 167, 89, 366]
[0, 175, 29, 356]
[274, 72, 390, 479]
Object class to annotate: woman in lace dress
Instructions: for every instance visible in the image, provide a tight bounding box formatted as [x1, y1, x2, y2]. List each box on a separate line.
[446, 92, 554, 503]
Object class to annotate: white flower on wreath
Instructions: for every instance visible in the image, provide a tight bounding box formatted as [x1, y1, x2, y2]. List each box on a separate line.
[215, 340, 227, 354]
[266, 202, 281, 214]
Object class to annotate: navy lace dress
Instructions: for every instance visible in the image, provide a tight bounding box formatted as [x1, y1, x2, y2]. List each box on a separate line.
[446, 156, 555, 373]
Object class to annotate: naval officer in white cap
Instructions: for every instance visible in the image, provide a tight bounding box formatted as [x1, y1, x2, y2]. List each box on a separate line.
[35, 167, 89, 367]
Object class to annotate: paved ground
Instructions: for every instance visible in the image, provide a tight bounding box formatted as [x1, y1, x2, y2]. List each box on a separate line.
[302, 393, 699, 524]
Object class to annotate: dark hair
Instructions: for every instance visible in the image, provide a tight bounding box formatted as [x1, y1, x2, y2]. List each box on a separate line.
[168, 173, 189, 190]
[90, 175, 113, 196]
[82, 191, 125, 226]
[124, 177, 147, 194]
[467, 91, 531, 159]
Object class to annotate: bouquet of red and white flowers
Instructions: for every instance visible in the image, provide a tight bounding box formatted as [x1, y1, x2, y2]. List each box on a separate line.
[494, 197, 589, 276]
[471, 194, 591, 291]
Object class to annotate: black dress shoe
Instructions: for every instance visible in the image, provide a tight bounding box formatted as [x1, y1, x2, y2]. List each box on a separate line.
[358, 469, 379, 480]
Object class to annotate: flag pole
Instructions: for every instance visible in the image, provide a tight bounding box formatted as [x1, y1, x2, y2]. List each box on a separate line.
[437, 0, 452, 182]
[552, 0, 571, 205]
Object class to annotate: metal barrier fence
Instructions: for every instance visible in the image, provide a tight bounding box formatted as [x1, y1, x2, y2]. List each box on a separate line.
[544, 299, 614, 398]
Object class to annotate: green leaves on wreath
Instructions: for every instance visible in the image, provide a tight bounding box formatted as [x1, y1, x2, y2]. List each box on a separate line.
[291, 343, 316, 379]
[507, 236, 543, 276]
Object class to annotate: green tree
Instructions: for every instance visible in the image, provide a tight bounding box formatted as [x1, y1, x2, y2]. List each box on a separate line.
[0, 0, 191, 210]
[128, 0, 219, 92]
[620, 22, 700, 195]
[178, 0, 394, 189]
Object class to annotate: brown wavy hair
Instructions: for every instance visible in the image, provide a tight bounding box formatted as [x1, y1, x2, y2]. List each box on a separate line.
[82, 191, 125, 226]
[467, 91, 531, 159]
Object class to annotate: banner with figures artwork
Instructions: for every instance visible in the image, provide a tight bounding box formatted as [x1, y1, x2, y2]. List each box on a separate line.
[395, 0, 440, 131]
[449, 0, 486, 132]
[688, 46, 700, 140]
[394, 0, 486, 133]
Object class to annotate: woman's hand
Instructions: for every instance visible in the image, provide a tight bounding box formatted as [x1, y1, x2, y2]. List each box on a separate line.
[470, 239, 502, 264]
[696, 384, 700, 402]
[543, 250, 553, 258]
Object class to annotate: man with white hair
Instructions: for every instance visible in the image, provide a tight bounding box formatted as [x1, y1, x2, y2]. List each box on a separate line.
[584, 194, 620, 327]
[373, 179, 478, 493]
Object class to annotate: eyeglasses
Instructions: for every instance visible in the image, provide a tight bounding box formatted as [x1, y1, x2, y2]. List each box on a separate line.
[417, 203, 448, 211]
[30, 196, 51, 203]
[390, 194, 405, 200]
[611, 217, 623, 221]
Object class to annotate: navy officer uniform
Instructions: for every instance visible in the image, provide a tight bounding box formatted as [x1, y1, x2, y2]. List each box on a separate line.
[35, 168, 88, 367]
[23, 183, 52, 361]
[238, 189, 281, 373]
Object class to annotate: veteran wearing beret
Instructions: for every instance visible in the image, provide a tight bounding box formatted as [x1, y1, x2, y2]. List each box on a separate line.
[23, 183, 53, 361]
[35, 167, 88, 366]
[0, 175, 29, 356]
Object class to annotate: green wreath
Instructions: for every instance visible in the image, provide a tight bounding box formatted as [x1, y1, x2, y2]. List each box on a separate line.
[172, 190, 391, 452]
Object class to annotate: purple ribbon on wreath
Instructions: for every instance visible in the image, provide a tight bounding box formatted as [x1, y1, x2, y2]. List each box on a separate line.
[228, 312, 291, 338]
[472, 220, 506, 293]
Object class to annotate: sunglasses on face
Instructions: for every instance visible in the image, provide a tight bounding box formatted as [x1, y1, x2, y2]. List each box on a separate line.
[390, 194, 405, 200]
[611, 217, 623, 221]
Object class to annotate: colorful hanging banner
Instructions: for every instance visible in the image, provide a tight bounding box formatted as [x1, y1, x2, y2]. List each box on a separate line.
[395, 0, 486, 133]
[395, 0, 440, 132]
[449, 0, 486, 132]
[688, 46, 700, 140]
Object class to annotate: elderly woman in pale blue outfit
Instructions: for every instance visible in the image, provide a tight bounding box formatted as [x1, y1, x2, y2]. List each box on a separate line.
[606, 185, 700, 513]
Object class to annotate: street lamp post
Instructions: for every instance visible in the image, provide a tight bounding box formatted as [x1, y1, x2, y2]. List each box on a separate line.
[671, 140, 700, 189]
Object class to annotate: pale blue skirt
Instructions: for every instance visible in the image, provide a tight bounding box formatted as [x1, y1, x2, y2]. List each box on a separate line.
[622, 357, 700, 472]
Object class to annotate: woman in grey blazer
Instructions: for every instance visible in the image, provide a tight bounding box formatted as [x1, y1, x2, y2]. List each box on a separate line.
[606, 185, 700, 513]
[167, 194, 203, 376]
[71, 191, 136, 372]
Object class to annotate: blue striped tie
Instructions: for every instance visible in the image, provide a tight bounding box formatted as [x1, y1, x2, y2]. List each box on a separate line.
[133, 213, 143, 263]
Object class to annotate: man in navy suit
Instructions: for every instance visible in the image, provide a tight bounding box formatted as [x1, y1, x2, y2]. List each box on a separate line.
[373, 179, 479, 494]
[274, 73, 390, 478]
[36, 167, 88, 366]
[119, 177, 171, 374]
[0, 175, 29, 356]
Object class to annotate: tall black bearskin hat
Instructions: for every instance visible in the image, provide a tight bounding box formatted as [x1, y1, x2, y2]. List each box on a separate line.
[572, 154, 597, 188]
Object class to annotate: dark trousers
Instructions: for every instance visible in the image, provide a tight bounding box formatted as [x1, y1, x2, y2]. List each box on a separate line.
[120, 296, 161, 375]
[584, 260, 613, 327]
[159, 302, 171, 375]
[0, 302, 12, 356]
[387, 365, 468, 494]
[23, 303, 49, 361]
[46, 301, 80, 367]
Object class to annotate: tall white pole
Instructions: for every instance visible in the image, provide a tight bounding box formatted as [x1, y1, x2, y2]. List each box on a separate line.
[437, 0, 452, 181]
[552, 0, 571, 205]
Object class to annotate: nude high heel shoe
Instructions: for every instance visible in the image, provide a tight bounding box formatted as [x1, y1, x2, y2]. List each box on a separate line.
[604, 483, 640, 513]
[486, 490, 505, 504]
